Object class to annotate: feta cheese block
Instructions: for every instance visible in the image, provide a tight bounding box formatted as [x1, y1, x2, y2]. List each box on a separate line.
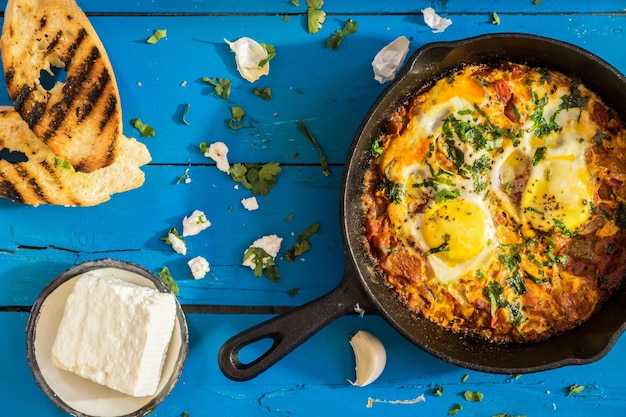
[51, 272, 177, 397]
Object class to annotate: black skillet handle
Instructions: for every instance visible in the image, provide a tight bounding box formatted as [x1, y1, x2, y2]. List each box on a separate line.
[218, 265, 372, 381]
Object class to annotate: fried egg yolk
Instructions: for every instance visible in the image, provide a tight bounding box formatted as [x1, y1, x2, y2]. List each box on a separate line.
[522, 159, 592, 232]
[422, 199, 490, 263]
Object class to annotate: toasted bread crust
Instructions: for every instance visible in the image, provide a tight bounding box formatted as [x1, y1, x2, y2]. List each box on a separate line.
[1, 0, 122, 173]
[0, 107, 150, 207]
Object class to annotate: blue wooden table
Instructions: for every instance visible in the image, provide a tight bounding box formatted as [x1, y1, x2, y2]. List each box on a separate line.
[2, 1, 626, 415]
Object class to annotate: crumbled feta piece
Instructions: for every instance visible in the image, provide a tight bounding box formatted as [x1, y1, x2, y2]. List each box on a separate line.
[372, 36, 410, 84]
[204, 142, 230, 173]
[242, 234, 282, 269]
[188, 256, 210, 279]
[422, 7, 452, 33]
[241, 196, 259, 211]
[182, 210, 211, 237]
[51, 273, 177, 397]
[168, 231, 187, 255]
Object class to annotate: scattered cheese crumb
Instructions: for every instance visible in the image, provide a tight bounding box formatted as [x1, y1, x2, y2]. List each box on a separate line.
[168, 232, 187, 255]
[182, 210, 211, 237]
[422, 7, 452, 33]
[188, 256, 210, 279]
[204, 142, 230, 173]
[181, 80, 187, 87]
[354, 303, 366, 317]
[242, 235, 282, 269]
[241, 196, 259, 211]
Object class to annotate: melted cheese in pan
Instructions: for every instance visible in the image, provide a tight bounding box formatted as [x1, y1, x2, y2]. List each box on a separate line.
[364, 63, 626, 343]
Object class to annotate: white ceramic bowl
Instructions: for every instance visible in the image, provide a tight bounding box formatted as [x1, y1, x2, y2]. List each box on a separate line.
[26, 259, 189, 417]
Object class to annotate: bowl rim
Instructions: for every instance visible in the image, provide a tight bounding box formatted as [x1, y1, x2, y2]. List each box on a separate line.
[25, 258, 189, 417]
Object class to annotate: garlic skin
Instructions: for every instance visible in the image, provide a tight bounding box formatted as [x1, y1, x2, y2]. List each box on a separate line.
[224, 37, 270, 82]
[372, 36, 410, 84]
[422, 7, 453, 33]
[348, 330, 387, 387]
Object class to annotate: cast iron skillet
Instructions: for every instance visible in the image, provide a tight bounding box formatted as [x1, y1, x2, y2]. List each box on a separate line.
[218, 33, 626, 381]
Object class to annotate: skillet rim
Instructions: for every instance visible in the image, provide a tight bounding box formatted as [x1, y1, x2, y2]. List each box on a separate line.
[341, 32, 626, 373]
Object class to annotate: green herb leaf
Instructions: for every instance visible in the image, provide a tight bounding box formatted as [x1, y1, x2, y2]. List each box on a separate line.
[182, 104, 191, 125]
[532, 147, 547, 166]
[461, 374, 469, 383]
[54, 157, 72, 170]
[258, 43, 276, 68]
[161, 228, 185, 245]
[434, 188, 461, 203]
[566, 383, 585, 397]
[448, 403, 463, 416]
[147, 29, 167, 44]
[253, 86, 273, 100]
[491, 12, 501, 25]
[230, 162, 282, 195]
[199, 141, 209, 153]
[379, 175, 404, 204]
[306, 0, 326, 34]
[130, 118, 156, 137]
[370, 138, 384, 158]
[424, 234, 451, 257]
[463, 391, 484, 402]
[432, 386, 444, 396]
[243, 246, 280, 281]
[298, 120, 330, 176]
[286, 223, 320, 263]
[202, 77, 232, 100]
[229, 105, 245, 129]
[288, 288, 300, 297]
[326, 18, 357, 50]
[158, 266, 179, 295]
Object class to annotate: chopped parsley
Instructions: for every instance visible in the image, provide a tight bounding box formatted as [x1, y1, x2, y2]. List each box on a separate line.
[158, 266, 179, 295]
[286, 223, 320, 263]
[448, 403, 463, 416]
[532, 147, 547, 166]
[491, 12, 501, 25]
[202, 77, 232, 100]
[181, 104, 191, 125]
[370, 138, 384, 158]
[379, 174, 404, 204]
[253, 86, 273, 100]
[434, 188, 460, 203]
[566, 383, 585, 397]
[243, 246, 280, 281]
[298, 120, 330, 176]
[306, 0, 326, 34]
[326, 18, 357, 50]
[54, 157, 72, 169]
[553, 218, 575, 236]
[463, 391, 484, 402]
[130, 118, 155, 137]
[432, 386, 444, 396]
[258, 43, 276, 68]
[146, 29, 167, 44]
[558, 80, 589, 114]
[424, 234, 450, 257]
[593, 130, 612, 146]
[228, 105, 246, 129]
[530, 91, 560, 138]
[230, 162, 282, 195]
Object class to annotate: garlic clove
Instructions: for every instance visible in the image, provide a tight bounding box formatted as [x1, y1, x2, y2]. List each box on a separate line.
[224, 37, 270, 83]
[348, 330, 387, 387]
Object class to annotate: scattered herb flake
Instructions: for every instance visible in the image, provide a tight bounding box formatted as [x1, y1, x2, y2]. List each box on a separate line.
[202, 77, 232, 100]
[243, 246, 280, 281]
[230, 162, 282, 195]
[286, 223, 320, 263]
[461, 374, 469, 383]
[463, 391, 484, 402]
[566, 383, 585, 397]
[54, 157, 72, 169]
[258, 44, 277, 68]
[253, 86, 273, 100]
[326, 18, 358, 50]
[158, 266, 179, 295]
[182, 104, 191, 125]
[291, 0, 300, 6]
[147, 29, 167, 44]
[432, 386, 444, 396]
[298, 120, 330, 176]
[229, 105, 245, 129]
[448, 403, 463, 415]
[176, 168, 190, 185]
[306, 0, 326, 34]
[284, 213, 295, 222]
[492, 12, 501, 25]
[288, 288, 299, 297]
[130, 118, 155, 137]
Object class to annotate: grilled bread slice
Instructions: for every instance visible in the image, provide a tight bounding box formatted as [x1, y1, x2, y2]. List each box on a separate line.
[1, 0, 123, 173]
[0, 107, 150, 206]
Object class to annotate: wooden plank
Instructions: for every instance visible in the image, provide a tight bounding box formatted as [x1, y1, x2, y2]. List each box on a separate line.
[4, 311, 626, 415]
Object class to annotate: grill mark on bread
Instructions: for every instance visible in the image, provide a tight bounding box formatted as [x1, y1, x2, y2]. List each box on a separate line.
[5, 68, 14, 84]
[43, 46, 100, 141]
[0, 177, 22, 203]
[45, 30, 63, 55]
[62, 27, 87, 64]
[78, 68, 111, 121]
